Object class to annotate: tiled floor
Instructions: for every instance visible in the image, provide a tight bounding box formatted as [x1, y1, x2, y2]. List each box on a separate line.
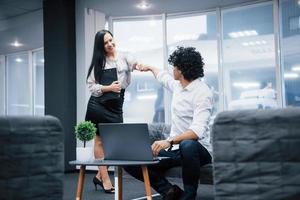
[63, 171, 214, 200]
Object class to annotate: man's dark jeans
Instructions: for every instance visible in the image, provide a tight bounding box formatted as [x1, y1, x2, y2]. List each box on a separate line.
[124, 140, 211, 200]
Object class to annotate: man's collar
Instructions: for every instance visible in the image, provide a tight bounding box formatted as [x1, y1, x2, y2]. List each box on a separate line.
[182, 78, 200, 91]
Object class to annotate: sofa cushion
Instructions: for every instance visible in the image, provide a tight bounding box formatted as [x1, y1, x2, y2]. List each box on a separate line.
[148, 123, 213, 185]
[212, 108, 300, 200]
[148, 123, 170, 144]
[0, 116, 64, 200]
[164, 164, 213, 184]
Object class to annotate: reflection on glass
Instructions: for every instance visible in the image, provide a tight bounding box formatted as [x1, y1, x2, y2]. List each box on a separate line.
[0, 56, 5, 115]
[280, 0, 300, 107]
[7, 53, 31, 115]
[167, 13, 219, 115]
[113, 17, 164, 123]
[151, 86, 164, 123]
[33, 50, 44, 115]
[222, 3, 277, 110]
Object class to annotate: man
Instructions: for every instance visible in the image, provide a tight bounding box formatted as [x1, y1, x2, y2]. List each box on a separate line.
[125, 46, 213, 200]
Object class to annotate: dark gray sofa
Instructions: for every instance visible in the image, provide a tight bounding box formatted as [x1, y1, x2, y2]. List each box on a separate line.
[212, 108, 300, 200]
[148, 123, 213, 184]
[0, 116, 64, 200]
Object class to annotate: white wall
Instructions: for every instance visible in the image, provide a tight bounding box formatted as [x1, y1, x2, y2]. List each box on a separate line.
[75, 1, 106, 169]
[76, 0, 105, 123]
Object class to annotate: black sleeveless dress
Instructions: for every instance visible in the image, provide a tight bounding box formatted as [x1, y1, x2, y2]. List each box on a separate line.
[85, 68, 125, 135]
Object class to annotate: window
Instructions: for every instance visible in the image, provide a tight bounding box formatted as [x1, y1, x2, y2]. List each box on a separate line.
[0, 56, 5, 115]
[280, 0, 300, 107]
[222, 3, 277, 110]
[166, 13, 219, 115]
[33, 50, 45, 115]
[2, 50, 44, 116]
[289, 16, 300, 30]
[98, 0, 300, 122]
[7, 53, 32, 115]
[137, 82, 156, 92]
[113, 17, 164, 123]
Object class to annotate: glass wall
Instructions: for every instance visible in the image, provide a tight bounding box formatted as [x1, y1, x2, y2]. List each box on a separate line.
[0, 56, 5, 115]
[280, 0, 300, 107]
[7, 53, 32, 115]
[1, 50, 44, 116]
[113, 17, 164, 123]
[110, 0, 300, 121]
[110, 0, 300, 120]
[222, 2, 278, 110]
[33, 50, 45, 115]
[166, 13, 219, 115]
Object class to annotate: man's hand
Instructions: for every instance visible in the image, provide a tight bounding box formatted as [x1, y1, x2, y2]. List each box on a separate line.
[151, 140, 171, 156]
[137, 64, 160, 78]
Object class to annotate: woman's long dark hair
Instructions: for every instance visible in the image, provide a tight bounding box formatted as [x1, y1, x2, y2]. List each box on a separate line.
[86, 30, 113, 82]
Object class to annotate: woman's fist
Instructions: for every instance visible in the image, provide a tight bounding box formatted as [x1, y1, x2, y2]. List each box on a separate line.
[110, 81, 121, 93]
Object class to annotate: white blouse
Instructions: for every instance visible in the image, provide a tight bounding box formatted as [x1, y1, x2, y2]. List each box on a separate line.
[87, 52, 137, 97]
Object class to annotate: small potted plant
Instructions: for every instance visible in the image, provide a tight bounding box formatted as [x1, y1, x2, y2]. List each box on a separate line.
[75, 121, 96, 161]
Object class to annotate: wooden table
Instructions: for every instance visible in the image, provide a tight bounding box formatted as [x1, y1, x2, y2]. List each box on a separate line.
[69, 159, 159, 200]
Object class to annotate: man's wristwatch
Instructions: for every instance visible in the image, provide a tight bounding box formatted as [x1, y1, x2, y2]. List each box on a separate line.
[167, 137, 174, 151]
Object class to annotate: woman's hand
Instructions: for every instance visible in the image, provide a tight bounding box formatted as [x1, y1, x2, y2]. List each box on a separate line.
[109, 81, 121, 93]
[136, 63, 152, 72]
[151, 140, 171, 156]
[140, 66, 152, 72]
[136, 64, 160, 78]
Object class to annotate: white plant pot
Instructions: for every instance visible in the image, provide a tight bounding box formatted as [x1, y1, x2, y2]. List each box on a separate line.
[76, 147, 93, 162]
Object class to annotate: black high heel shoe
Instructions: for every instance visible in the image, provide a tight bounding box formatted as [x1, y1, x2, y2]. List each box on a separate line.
[93, 177, 115, 194]
[93, 176, 103, 191]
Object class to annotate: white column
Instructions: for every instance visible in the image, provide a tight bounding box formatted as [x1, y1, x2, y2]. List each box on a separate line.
[75, 3, 105, 168]
[76, 6, 105, 123]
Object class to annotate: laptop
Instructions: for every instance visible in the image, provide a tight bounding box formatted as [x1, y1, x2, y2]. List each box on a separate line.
[98, 123, 167, 161]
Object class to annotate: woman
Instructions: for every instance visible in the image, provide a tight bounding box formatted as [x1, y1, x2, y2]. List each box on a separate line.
[85, 30, 141, 193]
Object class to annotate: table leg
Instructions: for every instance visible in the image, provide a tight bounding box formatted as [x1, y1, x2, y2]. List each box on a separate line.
[76, 165, 86, 200]
[142, 166, 152, 200]
[114, 166, 123, 200]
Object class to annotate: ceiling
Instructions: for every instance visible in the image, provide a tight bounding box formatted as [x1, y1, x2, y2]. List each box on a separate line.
[86, 0, 262, 17]
[0, 0, 42, 20]
[0, 0, 263, 55]
[0, 0, 43, 54]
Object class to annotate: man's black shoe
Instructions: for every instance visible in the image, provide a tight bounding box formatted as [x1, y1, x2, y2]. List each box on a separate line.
[163, 185, 183, 200]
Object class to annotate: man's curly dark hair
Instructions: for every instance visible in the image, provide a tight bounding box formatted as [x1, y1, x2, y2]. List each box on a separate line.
[168, 46, 205, 81]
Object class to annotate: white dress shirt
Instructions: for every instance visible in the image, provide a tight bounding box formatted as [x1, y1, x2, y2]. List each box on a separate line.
[157, 71, 213, 153]
[87, 52, 137, 97]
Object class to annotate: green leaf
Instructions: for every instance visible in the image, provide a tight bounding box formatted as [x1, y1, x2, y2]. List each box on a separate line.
[74, 121, 97, 145]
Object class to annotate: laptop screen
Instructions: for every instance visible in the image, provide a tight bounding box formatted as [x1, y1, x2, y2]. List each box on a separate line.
[98, 123, 154, 161]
